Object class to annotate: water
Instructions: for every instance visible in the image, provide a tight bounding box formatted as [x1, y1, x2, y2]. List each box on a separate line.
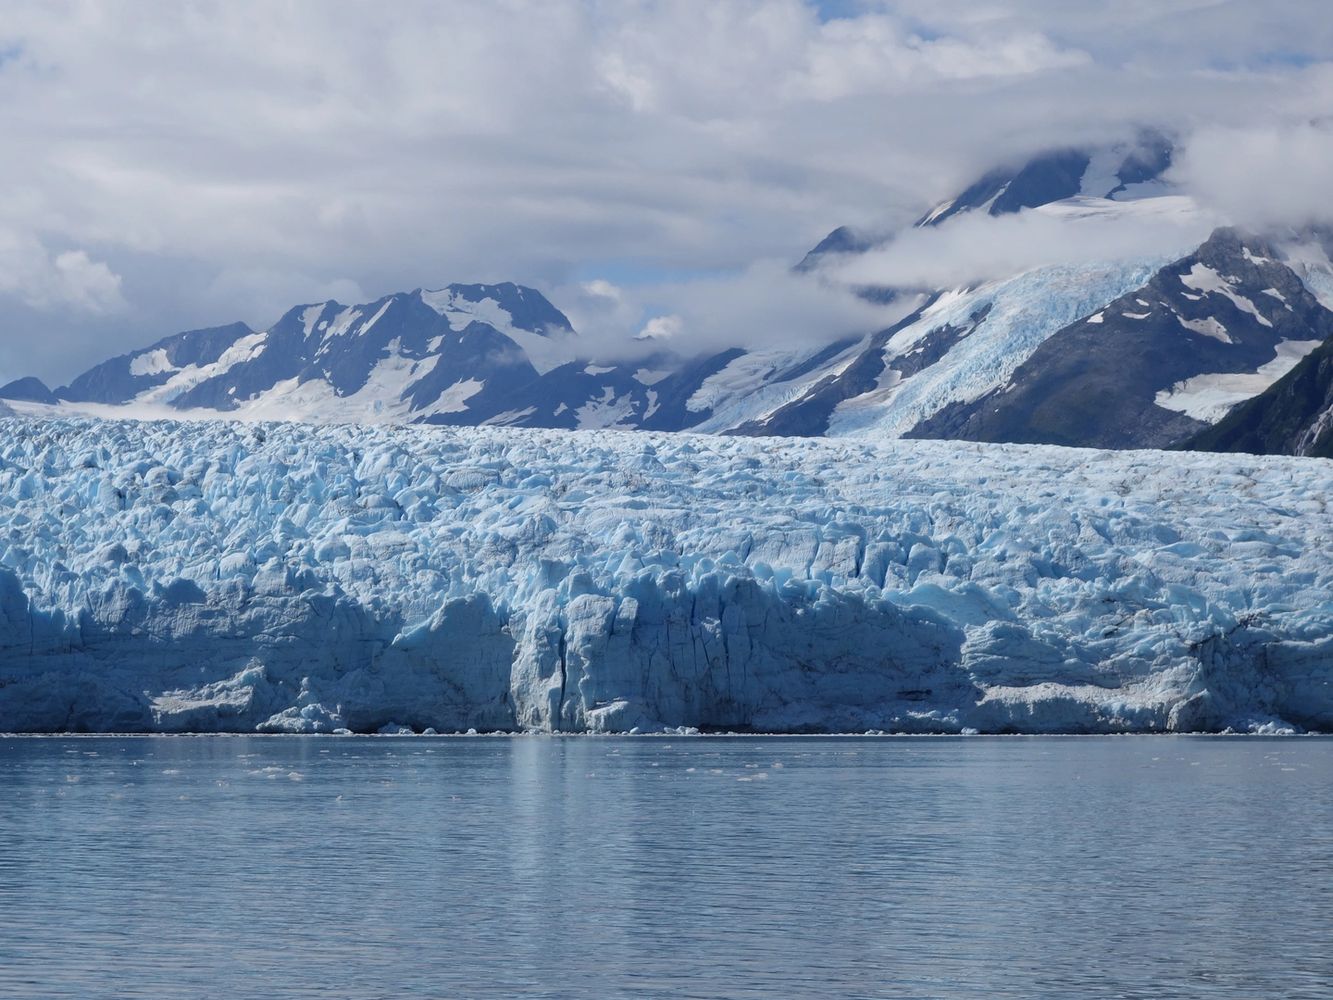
[1, 736, 1330, 999]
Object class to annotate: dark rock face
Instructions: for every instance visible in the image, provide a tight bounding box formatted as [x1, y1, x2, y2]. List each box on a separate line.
[1108, 130, 1173, 196]
[909, 229, 1333, 449]
[987, 149, 1093, 217]
[1184, 338, 1333, 458]
[796, 226, 878, 272]
[59, 322, 257, 404]
[729, 299, 950, 437]
[0, 376, 59, 405]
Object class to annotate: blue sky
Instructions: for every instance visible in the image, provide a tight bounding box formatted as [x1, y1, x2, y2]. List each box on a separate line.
[813, 0, 870, 20]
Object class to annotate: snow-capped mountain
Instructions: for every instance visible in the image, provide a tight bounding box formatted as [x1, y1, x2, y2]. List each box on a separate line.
[741, 135, 1333, 449]
[910, 228, 1333, 448]
[53, 284, 578, 425]
[917, 130, 1174, 227]
[798, 129, 1175, 272]
[7, 133, 1332, 452]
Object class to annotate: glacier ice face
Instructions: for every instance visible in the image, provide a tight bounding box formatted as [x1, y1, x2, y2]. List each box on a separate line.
[0, 415, 1330, 734]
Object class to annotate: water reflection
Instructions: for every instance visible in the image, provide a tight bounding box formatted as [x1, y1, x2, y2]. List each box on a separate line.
[0, 736, 1330, 998]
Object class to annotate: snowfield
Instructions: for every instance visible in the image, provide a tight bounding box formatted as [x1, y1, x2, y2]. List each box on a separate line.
[1, 416, 1330, 734]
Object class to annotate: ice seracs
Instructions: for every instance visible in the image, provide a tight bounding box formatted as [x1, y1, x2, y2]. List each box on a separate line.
[0, 417, 1329, 734]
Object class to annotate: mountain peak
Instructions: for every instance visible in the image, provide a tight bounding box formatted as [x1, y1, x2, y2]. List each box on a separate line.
[801, 130, 1178, 270]
[420, 282, 574, 336]
[0, 376, 59, 405]
[58, 321, 257, 403]
[918, 130, 1175, 228]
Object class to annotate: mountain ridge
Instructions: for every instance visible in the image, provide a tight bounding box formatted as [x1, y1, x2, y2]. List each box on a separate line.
[6, 134, 1331, 456]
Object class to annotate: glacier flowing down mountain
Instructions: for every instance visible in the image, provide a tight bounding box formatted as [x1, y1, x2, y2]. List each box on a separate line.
[1, 417, 1329, 734]
[7, 133, 1332, 454]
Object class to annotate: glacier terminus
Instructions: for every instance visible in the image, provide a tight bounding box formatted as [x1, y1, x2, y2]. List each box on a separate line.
[1, 416, 1329, 735]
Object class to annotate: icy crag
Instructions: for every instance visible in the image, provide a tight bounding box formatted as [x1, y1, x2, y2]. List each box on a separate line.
[1, 417, 1330, 734]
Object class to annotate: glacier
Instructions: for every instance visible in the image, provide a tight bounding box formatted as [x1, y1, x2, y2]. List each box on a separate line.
[0, 415, 1330, 734]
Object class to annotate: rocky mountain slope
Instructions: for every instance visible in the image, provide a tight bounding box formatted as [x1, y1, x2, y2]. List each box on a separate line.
[1184, 335, 1333, 458]
[910, 229, 1333, 448]
[6, 135, 1332, 453]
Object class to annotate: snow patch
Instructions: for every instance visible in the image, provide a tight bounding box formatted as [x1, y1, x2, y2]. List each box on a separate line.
[420, 288, 568, 375]
[1180, 264, 1273, 328]
[433, 378, 485, 414]
[1177, 316, 1232, 344]
[576, 388, 637, 429]
[301, 304, 326, 337]
[1154, 339, 1324, 421]
[129, 350, 175, 378]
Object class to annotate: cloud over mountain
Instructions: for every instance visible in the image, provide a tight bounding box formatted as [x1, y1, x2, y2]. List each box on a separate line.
[1, 1, 1331, 383]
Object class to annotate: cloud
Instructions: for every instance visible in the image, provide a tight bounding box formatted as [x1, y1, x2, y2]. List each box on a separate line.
[558, 260, 913, 360]
[0, 229, 125, 314]
[51, 251, 126, 313]
[792, 16, 1089, 99]
[1171, 117, 1333, 229]
[0, 1, 1329, 381]
[203, 269, 368, 327]
[827, 197, 1221, 289]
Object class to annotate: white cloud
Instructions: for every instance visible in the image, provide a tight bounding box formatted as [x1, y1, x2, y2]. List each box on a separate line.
[580, 279, 623, 302]
[52, 251, 126, 313]
[639, 315, 684, 341]
[0, 1, 1328, 381]
[581, 260, 911, 358]
[794, 17, 1089, 99]
[829, 197, 1221, 289]
[204, 269, 367, 324]
[1172, 118, 1333, 229]
[0, 230, 125, 314]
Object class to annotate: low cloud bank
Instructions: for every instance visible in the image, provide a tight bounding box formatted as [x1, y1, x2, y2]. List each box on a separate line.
[558, 260, 914, 360]
[1172, 119, 1333, 231]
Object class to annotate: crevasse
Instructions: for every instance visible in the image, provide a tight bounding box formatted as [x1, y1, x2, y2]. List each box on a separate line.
[0, 417, 1329, 734]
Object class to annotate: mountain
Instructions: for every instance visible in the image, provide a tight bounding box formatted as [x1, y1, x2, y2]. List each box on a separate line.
[730, 253, 1166, 438]
[771, 132, 1333, 451]
[916, 134, 1172, 227]
[49, 284, 577, 424]
[798, 128, 1176, 269]
[1183, 335, 1333, 457]
[9, 133, 1332, 453]
[0, 377, 59, 405]
[60, 321, 259, 407]
[910, 228, 1333, 448]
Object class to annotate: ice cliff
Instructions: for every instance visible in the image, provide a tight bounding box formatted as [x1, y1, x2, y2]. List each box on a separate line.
[0, 416, 1330, 734]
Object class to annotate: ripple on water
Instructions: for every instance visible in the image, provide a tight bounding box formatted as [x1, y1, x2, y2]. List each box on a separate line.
[0, 735, 1330, 999]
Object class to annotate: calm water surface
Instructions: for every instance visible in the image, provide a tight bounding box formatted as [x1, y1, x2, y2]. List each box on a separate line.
[0, 735, 1330, 999]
